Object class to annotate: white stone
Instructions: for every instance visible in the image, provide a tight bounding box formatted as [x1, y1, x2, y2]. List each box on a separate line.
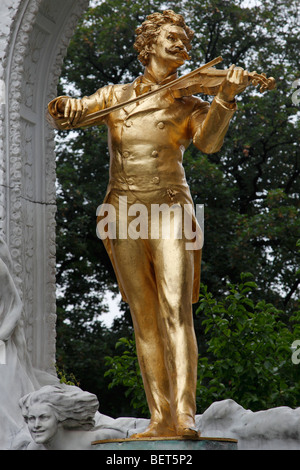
[0, 0, 89, 450]
[197, 399, 300, 450]
[12, 392, 300, 450]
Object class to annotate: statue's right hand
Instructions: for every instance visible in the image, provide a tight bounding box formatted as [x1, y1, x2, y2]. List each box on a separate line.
[63, 97, 88, 126]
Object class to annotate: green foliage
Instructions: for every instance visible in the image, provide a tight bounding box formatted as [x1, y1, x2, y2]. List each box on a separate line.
[104, 337, 148, 417]
[196, 274, 300, 413]
[56, 364, 80, 387]
[104, 274, 300, 415]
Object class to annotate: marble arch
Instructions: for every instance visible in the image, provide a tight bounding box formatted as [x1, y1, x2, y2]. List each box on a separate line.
[0, 0, 90, 375]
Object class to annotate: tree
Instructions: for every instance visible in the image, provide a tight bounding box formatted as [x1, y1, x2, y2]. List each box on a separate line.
[104, 274, 300, 415]
[196, 273, 300, 413]
[55, 0, 300, 415]
[183, 0, 300, 309]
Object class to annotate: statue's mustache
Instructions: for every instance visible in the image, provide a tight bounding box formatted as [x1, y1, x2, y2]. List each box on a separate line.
[165, 47, 191, 61]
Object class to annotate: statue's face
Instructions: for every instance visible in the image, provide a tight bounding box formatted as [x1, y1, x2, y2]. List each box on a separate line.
[150, 24, 190, 69]
[27, 403, 59, 444]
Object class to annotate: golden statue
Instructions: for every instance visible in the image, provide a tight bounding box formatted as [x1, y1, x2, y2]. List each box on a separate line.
[47, 10, 275, 439]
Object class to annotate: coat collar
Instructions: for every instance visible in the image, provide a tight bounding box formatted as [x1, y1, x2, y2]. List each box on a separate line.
[114, 72, 177, 117]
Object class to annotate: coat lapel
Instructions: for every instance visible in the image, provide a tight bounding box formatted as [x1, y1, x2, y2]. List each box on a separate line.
[113, 80, 138, 116]
[113, 77, 176, 119]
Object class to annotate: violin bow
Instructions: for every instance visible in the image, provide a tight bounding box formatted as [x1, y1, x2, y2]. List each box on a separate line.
[59, 56, 275, 129]
[61, 56, 224, 128]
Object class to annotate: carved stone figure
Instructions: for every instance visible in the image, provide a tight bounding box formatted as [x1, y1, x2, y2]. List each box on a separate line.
[197, 399, 300, 450]
[19, 385, 127, 450]
[0, 237, 40, 448]
[47, 10, 274, 439]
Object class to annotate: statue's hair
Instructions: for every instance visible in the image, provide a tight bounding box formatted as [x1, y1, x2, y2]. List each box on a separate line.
[19, 385, 99, 430]
[134, 10, 194, 66]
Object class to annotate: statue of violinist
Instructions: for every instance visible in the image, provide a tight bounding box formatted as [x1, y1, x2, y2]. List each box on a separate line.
[47, 10, 275, 439]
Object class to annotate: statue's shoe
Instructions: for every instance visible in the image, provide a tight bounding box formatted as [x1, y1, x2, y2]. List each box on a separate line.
[130, 421, 177, 439]
[175, 414, 201, 439]
[176, 425, 201, 439]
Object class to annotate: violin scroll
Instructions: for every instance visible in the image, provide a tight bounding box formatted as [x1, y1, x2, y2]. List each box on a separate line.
[48, 56, 277, 130]
[247, 71, 276, 93]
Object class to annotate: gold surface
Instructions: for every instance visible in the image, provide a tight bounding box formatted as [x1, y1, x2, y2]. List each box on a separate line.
[47, 10, 275, 439]
[52, 57, 274, 129]
[91, 437, 238, 444]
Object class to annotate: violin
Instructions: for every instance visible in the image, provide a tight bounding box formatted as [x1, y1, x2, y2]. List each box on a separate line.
[57, 56, 276, 128]
[170, 56, 276, 98]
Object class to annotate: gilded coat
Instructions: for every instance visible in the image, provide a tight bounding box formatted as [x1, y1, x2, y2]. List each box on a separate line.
[48, 77, 236, 303]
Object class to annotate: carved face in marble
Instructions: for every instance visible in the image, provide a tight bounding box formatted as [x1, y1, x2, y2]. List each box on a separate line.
[26, 403, 59, 444]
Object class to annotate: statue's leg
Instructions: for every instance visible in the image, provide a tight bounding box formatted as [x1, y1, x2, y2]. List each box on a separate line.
[109, 234, 176, 437]
[106, 191, 199, 438]
[150, 213, 200, 438]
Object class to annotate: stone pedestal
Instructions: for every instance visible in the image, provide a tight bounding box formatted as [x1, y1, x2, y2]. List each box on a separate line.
[91, 436, 238, 451]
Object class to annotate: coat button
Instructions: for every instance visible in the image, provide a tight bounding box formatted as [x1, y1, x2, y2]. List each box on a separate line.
[151, 150, 158, 158]
[127, 178, 134, 185]
[152, 176, 160, 184]
[123, 151, 129, 158]
[157, 122, 165, 129]
[125, 120, 132, 127]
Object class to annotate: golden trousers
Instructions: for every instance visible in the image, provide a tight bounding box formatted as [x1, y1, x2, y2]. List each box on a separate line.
[105, 189, 198, 426]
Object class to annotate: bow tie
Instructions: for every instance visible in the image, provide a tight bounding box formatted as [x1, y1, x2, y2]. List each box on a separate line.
[134, 74, 178, 97]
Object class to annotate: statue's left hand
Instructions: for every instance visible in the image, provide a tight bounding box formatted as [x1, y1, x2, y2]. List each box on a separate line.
[217, 64, 249, 102]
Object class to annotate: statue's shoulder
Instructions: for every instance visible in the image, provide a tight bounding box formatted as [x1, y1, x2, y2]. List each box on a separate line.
[113, 83, 131, 92]
[93, 82, 133, 108]
[95, 82, 130, 96]
[111, 80, 136, 102]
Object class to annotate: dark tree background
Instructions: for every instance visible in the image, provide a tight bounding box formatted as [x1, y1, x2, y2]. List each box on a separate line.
[54, 0, 300, 417]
